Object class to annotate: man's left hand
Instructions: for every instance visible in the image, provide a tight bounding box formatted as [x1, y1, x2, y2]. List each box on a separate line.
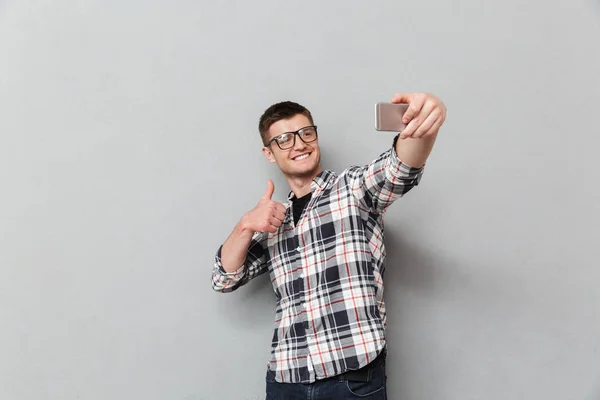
[391, 93, 447, 140]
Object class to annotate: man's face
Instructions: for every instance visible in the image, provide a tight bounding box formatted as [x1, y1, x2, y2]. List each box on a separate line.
[262, 114, 322, 179]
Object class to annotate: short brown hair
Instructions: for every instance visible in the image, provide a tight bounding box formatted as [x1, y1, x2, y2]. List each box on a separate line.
[258, 101, 314, 146]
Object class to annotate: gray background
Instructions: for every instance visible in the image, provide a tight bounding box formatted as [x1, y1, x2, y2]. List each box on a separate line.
[1, 0, 599, 399]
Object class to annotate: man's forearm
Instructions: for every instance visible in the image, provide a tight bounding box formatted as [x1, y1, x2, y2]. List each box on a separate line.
[395, 132, 437, 168]
[220, 218, 255, 273]
[219, 180, 286, 273]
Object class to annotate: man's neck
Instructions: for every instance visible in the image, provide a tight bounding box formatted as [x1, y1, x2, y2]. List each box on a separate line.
[285, 167, 323, 198]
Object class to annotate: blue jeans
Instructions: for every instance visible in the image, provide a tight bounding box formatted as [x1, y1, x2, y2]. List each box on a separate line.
[265, 353, 387, 400]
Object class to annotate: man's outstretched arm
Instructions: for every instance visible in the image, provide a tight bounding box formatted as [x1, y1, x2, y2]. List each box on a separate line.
[391, 92, 447, 168]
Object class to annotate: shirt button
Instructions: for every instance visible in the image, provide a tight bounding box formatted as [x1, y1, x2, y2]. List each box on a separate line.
[299, 272, 305, 278]
[296, 246, 301, 252]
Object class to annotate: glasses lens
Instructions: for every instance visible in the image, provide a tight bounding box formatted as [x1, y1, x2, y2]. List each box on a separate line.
[277, 133, 295, 149]
[300, 127, 317, 142]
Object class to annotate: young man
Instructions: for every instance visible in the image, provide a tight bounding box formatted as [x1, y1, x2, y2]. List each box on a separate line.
[212, 93, 446, 399]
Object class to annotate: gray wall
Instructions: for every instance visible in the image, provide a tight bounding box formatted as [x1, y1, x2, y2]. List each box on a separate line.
[1, 1, 599, 399]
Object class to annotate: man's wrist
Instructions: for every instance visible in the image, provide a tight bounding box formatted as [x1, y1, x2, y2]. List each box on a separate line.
[235, 215, 255, 239]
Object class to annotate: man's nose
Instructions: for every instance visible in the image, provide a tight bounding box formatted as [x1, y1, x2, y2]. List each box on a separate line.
[293, 134, 307, 150]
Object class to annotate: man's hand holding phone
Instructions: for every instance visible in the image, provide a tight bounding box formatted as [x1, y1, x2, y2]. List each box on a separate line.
[391, 92, 446, 140]
[375, 92, 446, 168]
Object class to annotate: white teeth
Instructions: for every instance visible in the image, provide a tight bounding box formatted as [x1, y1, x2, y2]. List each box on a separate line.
[294, 154, 309, 161]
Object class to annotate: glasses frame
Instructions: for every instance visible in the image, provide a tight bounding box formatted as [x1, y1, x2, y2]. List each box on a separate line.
[265, 125, 318, 150]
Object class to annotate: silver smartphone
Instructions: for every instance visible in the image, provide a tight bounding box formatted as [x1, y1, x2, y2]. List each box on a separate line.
[375, 102, 409, 132]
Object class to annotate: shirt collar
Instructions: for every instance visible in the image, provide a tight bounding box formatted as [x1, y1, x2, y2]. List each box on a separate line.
[287, 170, 335, 201]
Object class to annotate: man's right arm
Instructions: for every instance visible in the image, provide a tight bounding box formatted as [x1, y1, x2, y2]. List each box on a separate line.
[211, 180, 286, 293]
[211, 225, 268, 293]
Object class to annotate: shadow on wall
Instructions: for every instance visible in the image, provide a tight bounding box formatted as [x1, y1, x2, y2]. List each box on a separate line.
[382, 226, 475, 394]
[384, 226, 451, 294]
[382, 224, 515, 319]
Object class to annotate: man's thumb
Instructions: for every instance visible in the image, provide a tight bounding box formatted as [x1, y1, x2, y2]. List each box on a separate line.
[262, 179, 275, 199]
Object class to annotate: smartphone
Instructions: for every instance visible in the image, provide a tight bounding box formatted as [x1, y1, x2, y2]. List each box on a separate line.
[375, 102, 409, 132]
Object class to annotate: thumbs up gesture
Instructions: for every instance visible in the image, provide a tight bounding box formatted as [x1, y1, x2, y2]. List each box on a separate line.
[243, 180, 287, 234]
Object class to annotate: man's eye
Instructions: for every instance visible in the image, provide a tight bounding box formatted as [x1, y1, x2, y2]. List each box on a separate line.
[278, 134, 292, 144]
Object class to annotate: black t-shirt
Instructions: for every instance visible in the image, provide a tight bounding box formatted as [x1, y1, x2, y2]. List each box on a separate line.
[292, 192, 312, 225]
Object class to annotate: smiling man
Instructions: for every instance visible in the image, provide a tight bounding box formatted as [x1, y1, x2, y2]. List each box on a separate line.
[212, 93, 446, 399]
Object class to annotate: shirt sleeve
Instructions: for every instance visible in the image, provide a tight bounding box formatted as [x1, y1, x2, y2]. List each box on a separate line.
[345, 134, 425, 215]
[211, 231, 269, 293]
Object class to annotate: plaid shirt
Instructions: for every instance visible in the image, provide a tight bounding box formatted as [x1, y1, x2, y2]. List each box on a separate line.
[212, 137, 424, 383]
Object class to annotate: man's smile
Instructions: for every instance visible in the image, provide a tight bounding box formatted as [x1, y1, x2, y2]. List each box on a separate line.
[292, 152, 311, 161]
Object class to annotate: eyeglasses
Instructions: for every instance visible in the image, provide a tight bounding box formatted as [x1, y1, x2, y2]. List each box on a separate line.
[265, 125, 318, 150]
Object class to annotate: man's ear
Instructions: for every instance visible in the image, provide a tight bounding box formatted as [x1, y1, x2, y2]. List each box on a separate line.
[262, 146, 276, 163]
